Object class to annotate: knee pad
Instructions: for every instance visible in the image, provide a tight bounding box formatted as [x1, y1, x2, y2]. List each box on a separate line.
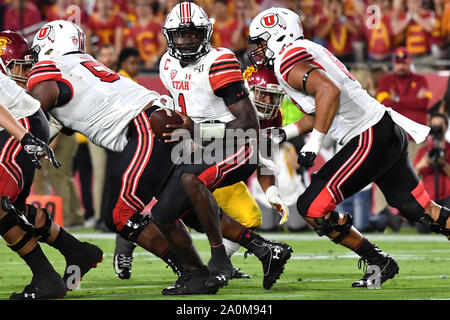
[313, 211, 353, 244]
[119, 213, 151, 242]
[0, 196, 34, 253]
[26, 205, 53, 243]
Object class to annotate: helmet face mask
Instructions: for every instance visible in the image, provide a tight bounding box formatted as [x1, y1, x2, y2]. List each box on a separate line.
[3, 55, 34, 83]
[251, 84, 285, 120]
[0, 31, 33, 83]
[248, 36, 273, 69]
[245, 66, 285, 120]
[164, 23, 211, 63]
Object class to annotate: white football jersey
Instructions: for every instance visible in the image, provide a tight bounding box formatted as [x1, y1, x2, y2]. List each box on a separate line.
[27, 53, 160, 152]
[274, 39, 386, 145]
[159, 47, 244, 123]
[0, 72, 40, 132]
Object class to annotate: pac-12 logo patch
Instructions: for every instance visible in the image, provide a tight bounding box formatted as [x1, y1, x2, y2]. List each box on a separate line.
[261, 14, 278, 28]
[170, 70, 177, 80]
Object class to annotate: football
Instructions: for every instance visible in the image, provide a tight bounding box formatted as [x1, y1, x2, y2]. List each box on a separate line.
[149, 108, 184, 141]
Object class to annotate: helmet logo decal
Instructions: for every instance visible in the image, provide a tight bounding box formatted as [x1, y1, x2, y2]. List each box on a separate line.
[261, 13, 286, 30]
[37, 26, 51, 40]
[261, 14, 278, 28]
[0, 37, 12, 56]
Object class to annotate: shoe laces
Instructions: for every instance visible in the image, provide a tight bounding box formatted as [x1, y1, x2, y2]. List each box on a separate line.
[357, 258, 370, 281]
[117, 255, 132, 269]
[174, 270, 191, 287]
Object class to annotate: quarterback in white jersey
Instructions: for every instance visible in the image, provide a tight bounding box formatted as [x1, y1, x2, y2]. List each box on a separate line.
[157, 2, 292, 293]
[160, 47, 240, 124]
[248, 7, 450, 289]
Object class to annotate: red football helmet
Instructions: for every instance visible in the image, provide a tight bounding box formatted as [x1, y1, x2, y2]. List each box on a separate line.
[0, 31, 34, 83]
[245, 66, 285, 120]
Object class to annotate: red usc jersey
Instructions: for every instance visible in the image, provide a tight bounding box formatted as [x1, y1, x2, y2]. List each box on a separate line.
[316, 14, 359, 56]
[364, 14, 394, 58]
[259, 111, 283, 130]
[398, 10, 434, 56]
[87, 12, 124, 50]
[127, 21, 162, 62]
[377, 72, 431, 125]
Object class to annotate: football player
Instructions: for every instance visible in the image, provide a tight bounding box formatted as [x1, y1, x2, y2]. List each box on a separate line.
[247, 7, 449, 288]
[26, 20, 293, 295]
[0, 31, 102, 300]
[158, 2, 292, 291]
[244, 65, 290, 227]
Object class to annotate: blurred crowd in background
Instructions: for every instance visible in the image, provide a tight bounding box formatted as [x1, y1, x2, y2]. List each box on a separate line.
[1, 0, 450, 235]
[1, 0, 450, 71]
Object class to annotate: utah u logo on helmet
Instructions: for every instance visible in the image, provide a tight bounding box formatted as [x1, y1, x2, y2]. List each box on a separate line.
[261, 13, 286, 30]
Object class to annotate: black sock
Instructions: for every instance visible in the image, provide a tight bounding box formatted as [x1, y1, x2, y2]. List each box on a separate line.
[353, 238, 382, 262]
[210, 243, 227, 260]
[50, 228, 82, 258]
[236, 227, 257, 247]
[191, 266, 208, 278]
[21, 245, 56, 275]
[160, 247, 186, 274]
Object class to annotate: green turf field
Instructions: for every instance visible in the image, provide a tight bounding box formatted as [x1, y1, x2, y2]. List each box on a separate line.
[0, 229, 449, 301]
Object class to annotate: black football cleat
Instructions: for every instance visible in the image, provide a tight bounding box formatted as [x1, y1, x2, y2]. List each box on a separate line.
[161, 269, 192, 295]
[113, 234, 136, 279]
[114, 254, 133, 279]
[352, 247, 399, 288]
[10, 272, 66, 300]
[245, 235, 293, 289]
[63, 242, 103, 291]
[204, 256, 234, 290]
[162, 267, 218, 295]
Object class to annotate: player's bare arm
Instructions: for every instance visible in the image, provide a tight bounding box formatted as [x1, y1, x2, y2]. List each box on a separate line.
[286, 61, 340, 135]
[226, 96, 260, 132]
[28, 80, 60, 115]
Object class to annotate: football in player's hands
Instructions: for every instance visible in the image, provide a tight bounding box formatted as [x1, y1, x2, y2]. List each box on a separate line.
[149, 108, 184, 143]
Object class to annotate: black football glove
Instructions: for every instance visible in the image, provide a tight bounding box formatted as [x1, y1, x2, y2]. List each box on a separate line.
[261, 127, 287, 145]
[20, 133, 61, 169]
[297, 151, 317, 168]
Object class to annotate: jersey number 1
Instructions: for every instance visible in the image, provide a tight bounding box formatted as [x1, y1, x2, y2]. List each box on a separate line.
[81, 61, 120, 83]
[178, 93, 187, 114]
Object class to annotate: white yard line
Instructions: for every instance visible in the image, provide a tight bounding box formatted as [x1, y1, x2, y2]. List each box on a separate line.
[70, 232, 448, 242]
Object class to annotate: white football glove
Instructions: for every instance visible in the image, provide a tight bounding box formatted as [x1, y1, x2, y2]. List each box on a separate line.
[265, 185, 289, 226]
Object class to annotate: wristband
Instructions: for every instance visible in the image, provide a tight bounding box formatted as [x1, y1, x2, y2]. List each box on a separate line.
[302, 128, 326, 154]
[282, 123, 300, 141]
[199, 121, 226, 140]
[265, 185, 279, 200]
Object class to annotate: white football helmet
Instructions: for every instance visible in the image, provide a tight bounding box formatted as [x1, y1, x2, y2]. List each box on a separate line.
[32, 20, 86, 62]
[248, 8, 304, 69]
[162, 2, 213, 63]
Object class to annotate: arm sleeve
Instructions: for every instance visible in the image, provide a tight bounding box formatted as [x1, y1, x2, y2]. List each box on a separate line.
[214, 80, 248, 106]
[209, 52, 243, 92]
